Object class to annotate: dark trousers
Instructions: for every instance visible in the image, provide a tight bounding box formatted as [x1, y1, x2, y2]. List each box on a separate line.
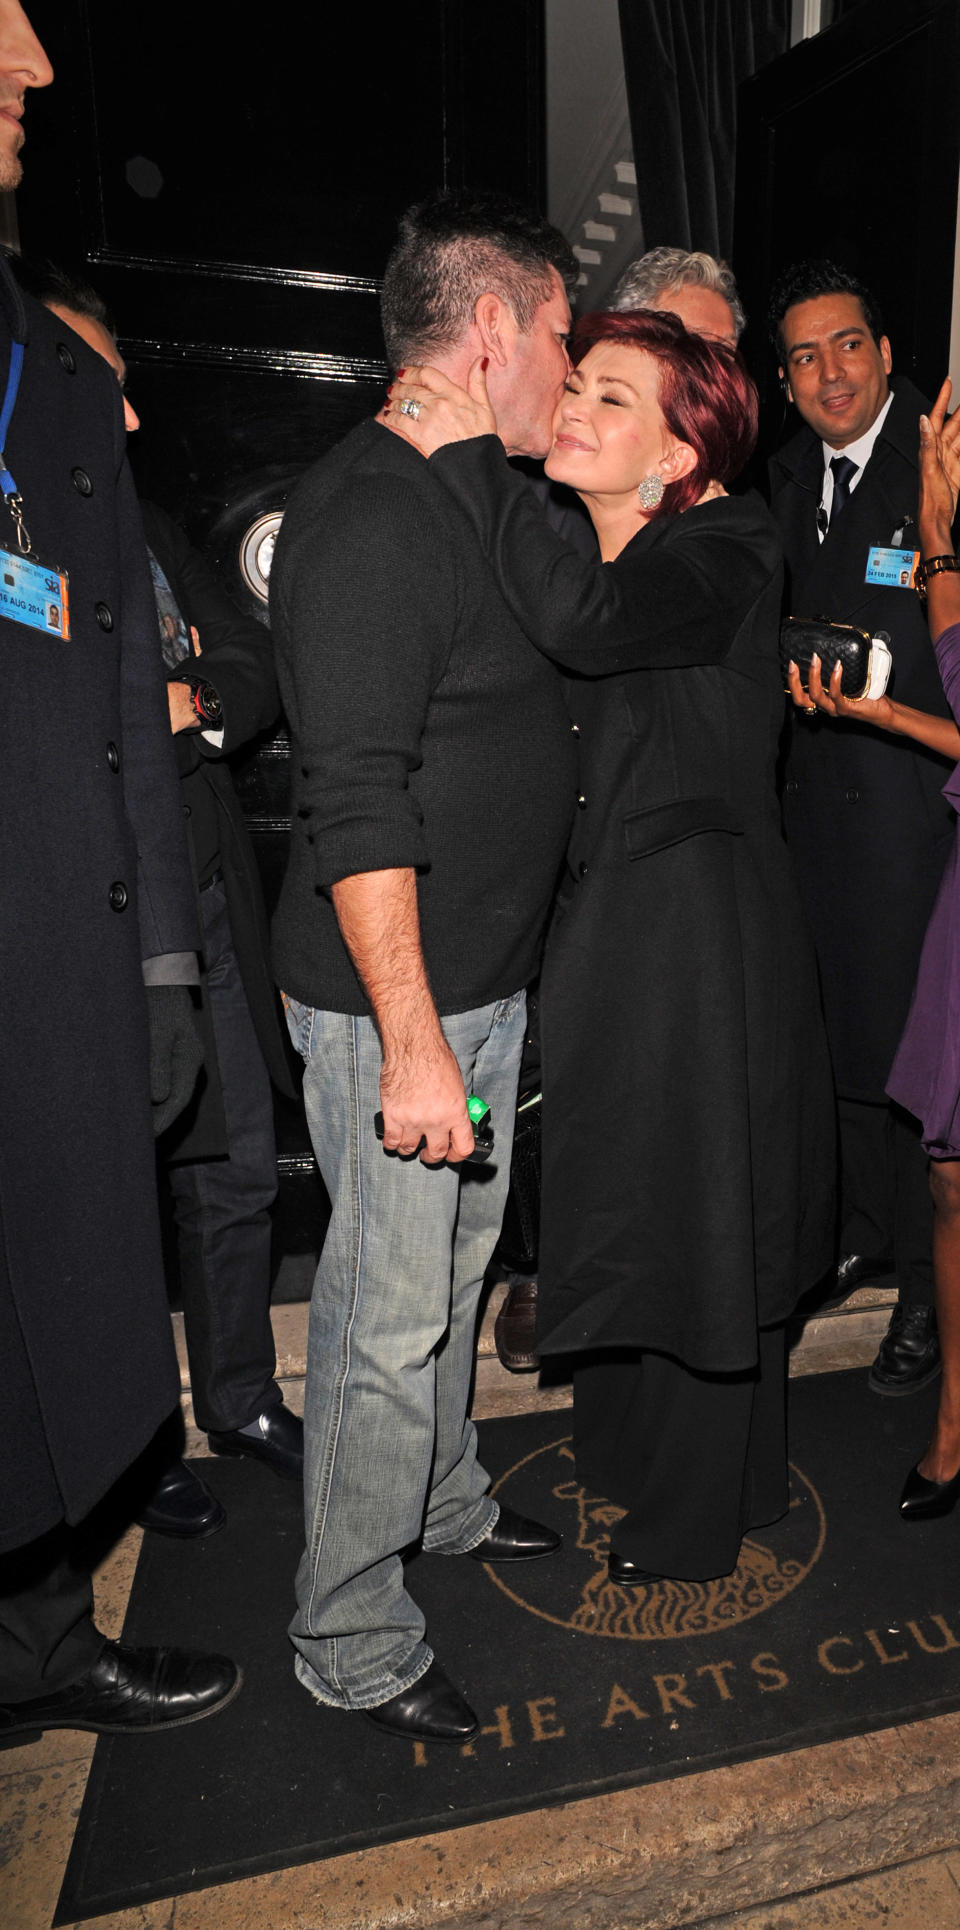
[167, 878, 279, 1434]
[0, 1528, 103, 1702]
[839, 1096, 933, 1307]
[572, 1327, 788, 1580]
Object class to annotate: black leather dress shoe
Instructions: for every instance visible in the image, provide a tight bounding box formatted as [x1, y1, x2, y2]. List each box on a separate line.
[137, 1459, 225, 1538]
[0, 1641, 241, 1743]
[900, 1461, 960, 1520]
[868, 1304, 941, 1395]
[364, 1659, 478, 1742]
[469, 1503, 561, 1561]
[494, 1279, 540, 1372]
[208, 1402, 303, 1478]
[608, 1552, 662, 1588]
[820, 1250, 896, 1310]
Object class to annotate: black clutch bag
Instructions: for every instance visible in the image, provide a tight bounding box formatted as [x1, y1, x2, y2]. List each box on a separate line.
[779, 616, 892, 700]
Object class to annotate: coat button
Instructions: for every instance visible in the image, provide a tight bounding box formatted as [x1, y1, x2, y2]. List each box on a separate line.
[108, 880, 128, 911]
[845, 788, 859, 803]
[784, 779, 798, 794]
[106, 741, 119, 772]
[57, 342, 76, 373]
[578, 861, 589, 878]
[72, 467, 93, 496]
[96, 601, 113, 630]
[570, 721, 580, 735]
[576, 793, 586, 809]
[182, 801, 191, 817]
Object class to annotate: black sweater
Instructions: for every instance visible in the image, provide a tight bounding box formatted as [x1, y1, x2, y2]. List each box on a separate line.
[269, 419, 575, 1016]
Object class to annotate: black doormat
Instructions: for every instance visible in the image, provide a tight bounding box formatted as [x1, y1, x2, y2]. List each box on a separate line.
[57, 1369, 960, 1923]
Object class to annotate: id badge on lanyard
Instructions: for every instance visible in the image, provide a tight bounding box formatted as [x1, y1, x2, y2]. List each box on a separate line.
[0, 338, 72, 638]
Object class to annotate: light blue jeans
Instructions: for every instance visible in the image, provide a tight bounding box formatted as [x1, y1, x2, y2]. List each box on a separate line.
[284, 990, 525, 1708]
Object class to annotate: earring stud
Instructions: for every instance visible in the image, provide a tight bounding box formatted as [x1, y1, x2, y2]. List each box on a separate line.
[637, 474, 664, 509]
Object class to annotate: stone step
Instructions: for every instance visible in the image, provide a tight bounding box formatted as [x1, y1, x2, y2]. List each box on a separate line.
[175, 1276, 899, 1452]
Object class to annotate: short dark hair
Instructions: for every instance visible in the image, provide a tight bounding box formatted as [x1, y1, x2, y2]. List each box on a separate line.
[380, 189, 577, 369]
[4, 251, 113, 329]
[767, 259, 886, 361]
[570, 309, 758, 518]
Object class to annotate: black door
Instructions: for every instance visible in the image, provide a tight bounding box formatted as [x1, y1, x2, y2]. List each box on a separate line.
[18, 0, 547, 1292]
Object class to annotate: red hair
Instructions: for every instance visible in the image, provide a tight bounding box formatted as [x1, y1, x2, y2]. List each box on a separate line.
[569, 308, 758, 517]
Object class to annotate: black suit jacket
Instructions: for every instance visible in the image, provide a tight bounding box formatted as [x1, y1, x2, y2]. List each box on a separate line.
[770, 379, 955, 1100]
[141, 502, 297, 1162]
[0, 270, 197, 1548]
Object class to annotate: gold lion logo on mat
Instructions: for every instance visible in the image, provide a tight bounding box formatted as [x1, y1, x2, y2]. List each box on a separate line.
[484, 1439, 825, 1640]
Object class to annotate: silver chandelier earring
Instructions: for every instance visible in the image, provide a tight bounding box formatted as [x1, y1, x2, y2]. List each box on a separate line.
[637, 474, 664, 509]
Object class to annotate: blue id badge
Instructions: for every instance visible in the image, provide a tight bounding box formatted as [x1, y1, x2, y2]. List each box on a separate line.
[0, 545, 70, 637]
[865, 544, 919, 589]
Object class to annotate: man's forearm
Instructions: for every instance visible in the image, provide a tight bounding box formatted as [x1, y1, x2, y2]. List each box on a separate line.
[331, 868, 444, 1054]
[331, 868, 474, 1163]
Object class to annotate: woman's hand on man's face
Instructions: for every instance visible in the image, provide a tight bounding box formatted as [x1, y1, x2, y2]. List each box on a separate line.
[378, 359, 497, 456]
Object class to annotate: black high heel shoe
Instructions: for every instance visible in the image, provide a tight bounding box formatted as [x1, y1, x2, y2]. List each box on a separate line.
[899, 1462, 960, 1520]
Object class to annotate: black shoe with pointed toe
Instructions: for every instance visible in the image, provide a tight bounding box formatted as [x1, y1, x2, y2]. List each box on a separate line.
[607, 1552, 662, 1588]
[899, 1462, 960, 1520]
[469, 1504, 561, 1561]
[363, 1660, 478, 1742]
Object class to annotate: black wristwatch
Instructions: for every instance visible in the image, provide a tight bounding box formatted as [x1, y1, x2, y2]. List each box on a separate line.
[176, 673, 223, 727]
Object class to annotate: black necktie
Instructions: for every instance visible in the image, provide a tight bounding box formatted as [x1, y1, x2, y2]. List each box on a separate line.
[829, 454, 858, 526]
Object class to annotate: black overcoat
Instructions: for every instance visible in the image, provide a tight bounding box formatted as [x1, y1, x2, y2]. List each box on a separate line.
[770, 380, 955, 1100]
[428, 441, 836, 1372]
[140, 502, 297, 1162]
[0, 265, 197, 1553]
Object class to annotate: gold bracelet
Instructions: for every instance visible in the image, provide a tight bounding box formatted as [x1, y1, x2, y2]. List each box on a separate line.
[916, 554, 960, 601]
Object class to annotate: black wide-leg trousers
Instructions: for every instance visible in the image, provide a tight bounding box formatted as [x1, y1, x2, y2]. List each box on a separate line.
[572, 1326, 788, 1581]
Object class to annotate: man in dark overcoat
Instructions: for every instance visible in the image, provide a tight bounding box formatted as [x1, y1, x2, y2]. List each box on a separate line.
[17, 262, 305, 1533]
[769, 259, 954, 1393]
[0, 0, 237, 1742]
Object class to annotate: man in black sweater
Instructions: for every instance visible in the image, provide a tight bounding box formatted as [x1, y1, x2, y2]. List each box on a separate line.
[270, 192, 577, 1743]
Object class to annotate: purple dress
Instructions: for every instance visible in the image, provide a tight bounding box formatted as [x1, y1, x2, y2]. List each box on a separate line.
[887, 621, 960, 1156]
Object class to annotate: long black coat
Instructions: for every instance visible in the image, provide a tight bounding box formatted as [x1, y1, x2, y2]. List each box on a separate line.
[140, 503, 297, 1162]
[770, 380, 955, 1100]
[0, 266, 198, 1552]
[428, 441, 836, 1372]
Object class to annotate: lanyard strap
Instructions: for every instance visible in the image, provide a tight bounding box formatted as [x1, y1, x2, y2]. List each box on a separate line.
[0, 341, 32, 554]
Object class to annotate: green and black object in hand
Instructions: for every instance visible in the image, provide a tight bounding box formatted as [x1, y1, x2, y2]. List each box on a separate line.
[374, 1094, 494, 1162]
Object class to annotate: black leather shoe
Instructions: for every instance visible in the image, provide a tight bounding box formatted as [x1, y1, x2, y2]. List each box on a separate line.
[868, 1304, 941, 1396]
[494, 1279, 540, 1371]
[608, 1552, 662, 1588]
[469, 1503, 561, 1562]
[137, 1459, 225, 1538]
[820, 1250, 896, 1310]
[900, 1461, 960, 1520]
[0, 1641, 241, 1743]
[208, 1402, 303, 1478]
[364, 1659, 478, 1742]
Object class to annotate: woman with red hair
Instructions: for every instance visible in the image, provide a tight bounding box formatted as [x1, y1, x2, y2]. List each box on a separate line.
[386, 311, 834, 1586]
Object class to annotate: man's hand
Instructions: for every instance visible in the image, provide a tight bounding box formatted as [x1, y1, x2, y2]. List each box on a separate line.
[167, 626, 203, 734]
[379, 1028, 475, 1164]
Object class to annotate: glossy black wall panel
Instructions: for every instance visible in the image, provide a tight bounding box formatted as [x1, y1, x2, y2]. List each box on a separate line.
[735, 0, 959, 432]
